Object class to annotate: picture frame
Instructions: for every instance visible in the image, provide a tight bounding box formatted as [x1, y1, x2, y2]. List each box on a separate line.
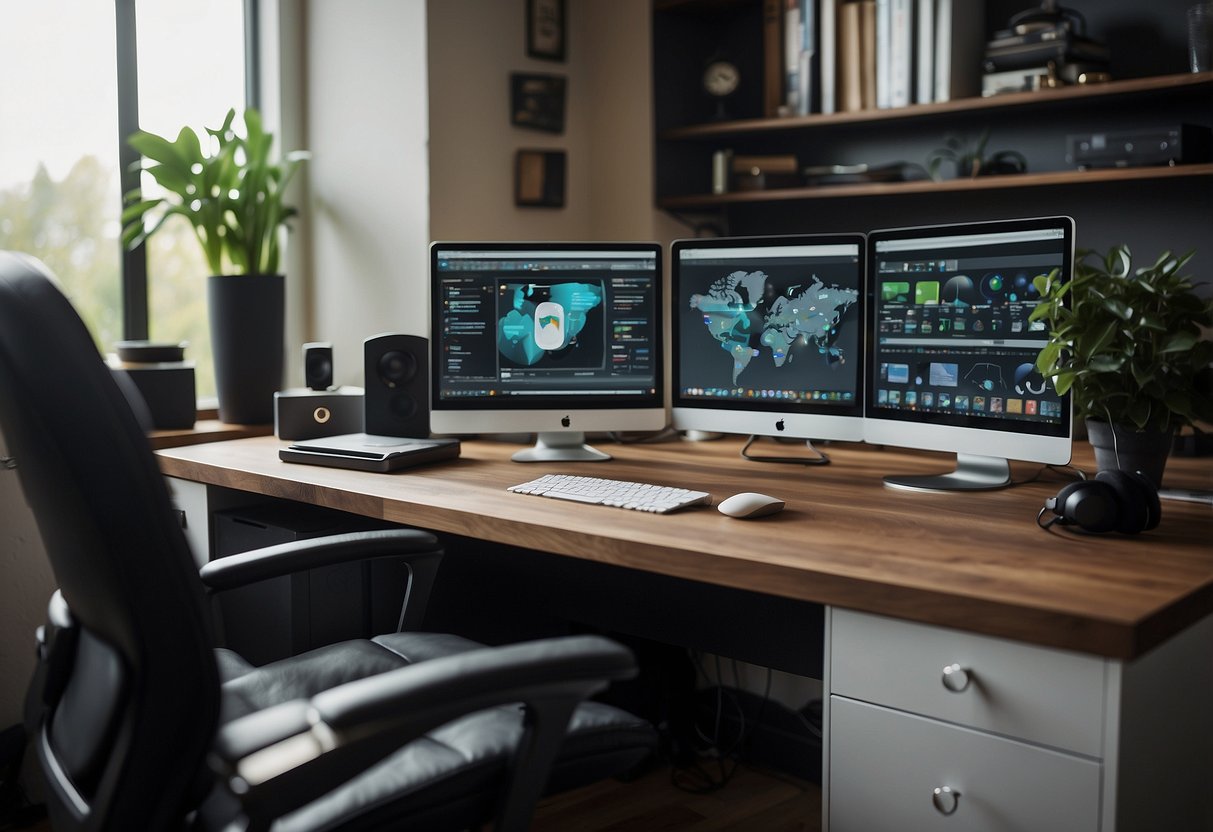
[509, 73, 566, 134]
[526, 0, 566, 62]
[515, 149, 566, 208]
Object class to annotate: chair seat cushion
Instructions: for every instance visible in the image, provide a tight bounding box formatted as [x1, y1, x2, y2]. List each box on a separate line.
[218, 633, 656, 832]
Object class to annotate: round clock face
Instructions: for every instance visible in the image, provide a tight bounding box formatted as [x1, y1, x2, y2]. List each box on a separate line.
[703, 60, 740, 97]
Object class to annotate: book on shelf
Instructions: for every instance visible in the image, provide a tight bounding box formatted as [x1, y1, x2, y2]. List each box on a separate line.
[935, 0, 985, 102]
[875, 0, 891, 107]
[783, 0, 802, 114]
[860, 0, 877, 108]
[888, 0, 912, 108]
[820, 0, 838, 114]
[797, 0, 815, 115]
[763, 0, 784, 117]
[839, 1, 877, 112]
[732, 154, 799, 175]
[839, 1, 863, 111]
[915, 0, 934, 103]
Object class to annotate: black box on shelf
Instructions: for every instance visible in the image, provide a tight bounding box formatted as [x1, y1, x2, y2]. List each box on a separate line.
[1066, 124, 1213, 170]
[111, 362, 196, 429]
[274, 386, 364, 440]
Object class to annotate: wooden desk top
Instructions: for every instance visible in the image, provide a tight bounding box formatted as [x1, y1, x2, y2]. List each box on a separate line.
[157, 435, 1212, 660]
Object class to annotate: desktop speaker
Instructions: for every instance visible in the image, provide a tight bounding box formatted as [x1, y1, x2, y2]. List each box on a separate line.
[274, 387, 364, 440]
[1038, 470, 1161, 535]
[364, 334, 429, 437]
[303, 342, 334, 391]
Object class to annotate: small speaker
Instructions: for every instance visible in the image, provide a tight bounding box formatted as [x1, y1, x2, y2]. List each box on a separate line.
[274, 388, 364, 440]
[364, 334, 429, 438]
[303, 342, 334, 391]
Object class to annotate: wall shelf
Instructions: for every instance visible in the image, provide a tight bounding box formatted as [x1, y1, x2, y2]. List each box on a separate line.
[658, 163, 1213, 209]
[660, 72, 1213, 142]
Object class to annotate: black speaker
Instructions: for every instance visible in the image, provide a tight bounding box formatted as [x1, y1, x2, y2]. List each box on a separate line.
[303, 342, 333, 391]
[1038, 470, 1162, 535]
[363, 334, 429, 438]
[274, 388, 364, 440]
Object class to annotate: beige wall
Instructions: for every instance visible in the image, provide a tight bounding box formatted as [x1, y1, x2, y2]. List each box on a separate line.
[0, 429, 55, 729]
[302, 0, 432, 387]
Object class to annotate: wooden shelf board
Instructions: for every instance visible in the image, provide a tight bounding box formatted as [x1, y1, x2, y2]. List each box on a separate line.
[149, 419, 273, 450]
[660, 73, 1213, 141]
[658, 163, 1213, 209]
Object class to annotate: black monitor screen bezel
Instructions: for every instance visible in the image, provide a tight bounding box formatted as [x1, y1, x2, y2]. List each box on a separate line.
[671, 233, 867, 419]
[430, 241, 664, 412]
[865, 216, 1074, 438]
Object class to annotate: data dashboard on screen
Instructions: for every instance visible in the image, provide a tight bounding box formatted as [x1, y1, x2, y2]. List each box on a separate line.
[865, 217, 1075, 491]
[671, 235, 866, 445]
[430, 242, 664, 462]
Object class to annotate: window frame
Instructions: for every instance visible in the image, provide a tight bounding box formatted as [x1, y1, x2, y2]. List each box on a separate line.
[113, 0, 260, 341]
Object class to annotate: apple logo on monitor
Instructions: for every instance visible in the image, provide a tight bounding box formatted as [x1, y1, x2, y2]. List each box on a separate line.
[561, 415, 571, 427]
[775, 419, 785, 432]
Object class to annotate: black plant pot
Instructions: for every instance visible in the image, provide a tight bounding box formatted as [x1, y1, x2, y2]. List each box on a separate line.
[208, 274, 284, 424]
[1085, 419, 1175, 488]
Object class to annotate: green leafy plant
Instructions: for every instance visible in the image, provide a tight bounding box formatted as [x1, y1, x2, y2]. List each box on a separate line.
[926, 129, 1026, 181]
[1031, 246, 1213, 432]
[120, 109, 308, 275]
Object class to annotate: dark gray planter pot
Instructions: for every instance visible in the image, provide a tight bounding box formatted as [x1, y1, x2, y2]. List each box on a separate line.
[1085, 419, 1174, 488]
[208, 274, 284, 424]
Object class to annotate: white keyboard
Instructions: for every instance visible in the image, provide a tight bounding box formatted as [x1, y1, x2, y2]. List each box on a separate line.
[507, 474, 712, 514]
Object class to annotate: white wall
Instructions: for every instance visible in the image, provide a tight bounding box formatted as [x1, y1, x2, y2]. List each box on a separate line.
[302, 0, 432, 387]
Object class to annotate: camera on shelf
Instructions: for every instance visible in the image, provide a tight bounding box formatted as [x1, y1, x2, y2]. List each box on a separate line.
[981, 1, 1110, 97]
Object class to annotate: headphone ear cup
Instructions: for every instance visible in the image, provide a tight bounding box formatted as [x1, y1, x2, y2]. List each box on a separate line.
[1125, 470, 1162, 531]
[1094, 470, 1149, 534]
[1056, 479, 1120, 533]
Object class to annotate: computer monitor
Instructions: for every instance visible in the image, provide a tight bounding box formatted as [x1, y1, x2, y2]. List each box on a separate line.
[865, 216, 1075, 491]
[429, 242, 664, 462]
[671, 234, 866, 460]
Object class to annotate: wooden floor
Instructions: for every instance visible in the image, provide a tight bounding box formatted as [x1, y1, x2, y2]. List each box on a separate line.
[12, 765, 820, 831]
[533, 763, 822, 831]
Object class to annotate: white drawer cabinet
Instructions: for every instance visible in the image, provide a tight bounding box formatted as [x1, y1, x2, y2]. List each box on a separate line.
[830, 697, 1101, 832]
[823, 608, 1213, 832]
[831, 607, 1106, 756]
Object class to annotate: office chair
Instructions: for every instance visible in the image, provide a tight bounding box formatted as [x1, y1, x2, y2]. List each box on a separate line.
[0, 251, 656, 831]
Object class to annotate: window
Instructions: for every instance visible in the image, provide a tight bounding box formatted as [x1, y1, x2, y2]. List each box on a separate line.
[0, 4, 122, 350]
[0, 1, 252, 401]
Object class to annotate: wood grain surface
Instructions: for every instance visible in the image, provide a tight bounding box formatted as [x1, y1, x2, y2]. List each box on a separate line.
[157, 435, 1213, 659]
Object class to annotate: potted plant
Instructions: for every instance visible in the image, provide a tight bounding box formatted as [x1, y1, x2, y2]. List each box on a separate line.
[121, 109, 308, 424]
[926, 129, 1027, 180]
[1031, 245, 1213, 485]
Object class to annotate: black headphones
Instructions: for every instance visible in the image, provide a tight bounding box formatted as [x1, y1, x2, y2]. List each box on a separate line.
[1038, 470, 1162, 535]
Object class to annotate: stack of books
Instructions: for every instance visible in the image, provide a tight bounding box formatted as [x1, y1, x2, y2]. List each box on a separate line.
[764, 0, 985, 118]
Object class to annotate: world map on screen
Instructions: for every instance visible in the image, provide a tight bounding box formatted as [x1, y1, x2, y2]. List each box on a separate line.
[689, 270, 857, 385]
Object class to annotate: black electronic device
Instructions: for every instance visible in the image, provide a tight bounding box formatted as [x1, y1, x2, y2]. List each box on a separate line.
[1038, 469, 1162, 534]
[1066, 125, 1213, 170]
[364, 333, 430, 437]
[303, 341, 334, 390]
[983, 2, 1107, 76]
[280, 434, 460, 473]
[273, 387, 364, 440]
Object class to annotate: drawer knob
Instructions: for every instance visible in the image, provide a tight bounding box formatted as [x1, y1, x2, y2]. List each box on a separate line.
[941, 663, 970, 692]
[932, 785, 961, 815]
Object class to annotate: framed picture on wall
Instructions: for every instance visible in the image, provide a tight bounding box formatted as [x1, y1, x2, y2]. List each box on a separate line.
[510, 73, 566, 133]
[527, 0, 566, 62]
[515, 149, 566, 208]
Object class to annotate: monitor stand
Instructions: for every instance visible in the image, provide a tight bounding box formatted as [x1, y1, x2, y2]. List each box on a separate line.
[741, 435, 830, 465]
[512, 431, 611, 463]
[883, 453, 1011, 492]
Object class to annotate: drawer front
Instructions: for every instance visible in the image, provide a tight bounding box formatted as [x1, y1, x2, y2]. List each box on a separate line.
[831, 608, 1106, 756]
[830, 697, 1101, 832]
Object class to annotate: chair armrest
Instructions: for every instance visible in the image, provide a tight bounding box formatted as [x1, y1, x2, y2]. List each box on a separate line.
[198, 530, 443, 631]
[212, 635, 638, 829]
[199, 529, 440, 591]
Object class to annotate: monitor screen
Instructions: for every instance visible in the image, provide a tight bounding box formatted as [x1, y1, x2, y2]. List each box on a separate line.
[430, 242, 664, 461]
[865, 217, 1075, 488]
[671, 234, 866, 442]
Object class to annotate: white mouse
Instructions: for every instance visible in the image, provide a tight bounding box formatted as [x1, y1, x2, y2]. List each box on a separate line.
[717, 492, 786, 519]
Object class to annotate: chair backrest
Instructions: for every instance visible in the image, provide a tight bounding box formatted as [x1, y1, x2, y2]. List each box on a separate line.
[0, 253, 219, 829]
